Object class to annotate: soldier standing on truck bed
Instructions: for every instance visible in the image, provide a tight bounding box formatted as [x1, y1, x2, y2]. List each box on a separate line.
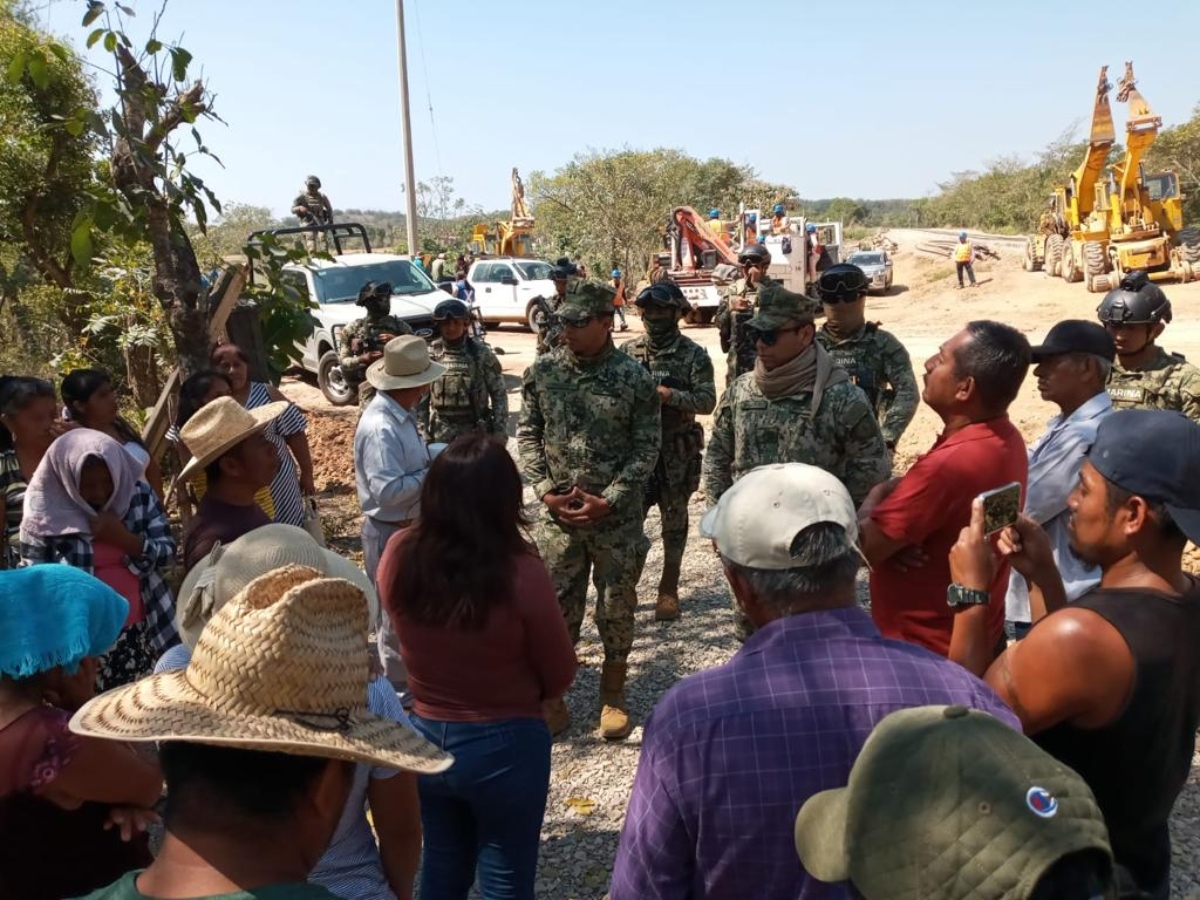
[620, 281, 716, 622]
[815, 264, 919, 452]
[292, 175, 333, 226]
[417, 298, 508, 444]
[338, 282, 414, 409]
[715, 243, 774, 384]
[1097, 271, 1200, 421]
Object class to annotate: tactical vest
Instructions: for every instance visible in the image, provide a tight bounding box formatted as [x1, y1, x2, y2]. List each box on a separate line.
[428, 341, 486, 424]
[823, 324, 881, 406]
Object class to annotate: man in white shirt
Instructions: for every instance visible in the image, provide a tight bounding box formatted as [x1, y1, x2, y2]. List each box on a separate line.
[354, 335, 446, 691]
[1005, 320, 1115, 639]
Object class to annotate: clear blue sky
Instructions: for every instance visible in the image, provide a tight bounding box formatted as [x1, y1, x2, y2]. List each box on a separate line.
[46, 0, 1200, 217]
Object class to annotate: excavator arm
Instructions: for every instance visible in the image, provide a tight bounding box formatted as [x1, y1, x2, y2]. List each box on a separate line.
[1063, 66, 1116, 232]
[670, 206, 742, 271]
[1111, 62, 1163, 228]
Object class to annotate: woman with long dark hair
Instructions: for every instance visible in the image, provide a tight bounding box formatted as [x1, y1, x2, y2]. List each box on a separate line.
[376, 433, 576, 900]
[0, 378, 61, 569]
[61, 368, 164, 498]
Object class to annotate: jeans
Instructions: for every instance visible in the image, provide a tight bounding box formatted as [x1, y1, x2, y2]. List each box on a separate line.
[410, 715, 552, 900]
[614, 306, 627, 328]
[362, 516, 409, 692]
[956, 260, 976, 286]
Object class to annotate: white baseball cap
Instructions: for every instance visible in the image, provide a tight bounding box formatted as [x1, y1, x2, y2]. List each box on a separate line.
[700, 463, 861, 570]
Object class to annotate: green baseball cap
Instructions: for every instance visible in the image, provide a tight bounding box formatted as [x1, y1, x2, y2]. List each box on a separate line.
[746, 281, 817, 330]
[794, 705, 1112, 900]
[558, 281, 616, 323]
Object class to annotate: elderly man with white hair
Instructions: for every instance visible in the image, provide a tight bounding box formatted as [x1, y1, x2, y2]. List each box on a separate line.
[611, 463, 1017, 900]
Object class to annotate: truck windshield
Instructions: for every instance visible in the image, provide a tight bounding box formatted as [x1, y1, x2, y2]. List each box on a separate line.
[1144, 172, 1178, 201]
[515, 261, 553, 280]
[312, 261, 436, 303]
[849, 253, 884, 266]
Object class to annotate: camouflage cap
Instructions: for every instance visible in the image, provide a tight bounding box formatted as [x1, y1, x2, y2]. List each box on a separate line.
[558, 281, 616, 321]
[746, 281, 818, 330]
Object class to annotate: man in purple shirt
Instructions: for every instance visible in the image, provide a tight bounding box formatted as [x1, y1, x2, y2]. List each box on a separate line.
[610, 463, 1018, 900]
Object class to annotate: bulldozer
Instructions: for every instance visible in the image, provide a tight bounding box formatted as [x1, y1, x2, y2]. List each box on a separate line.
[470, 168, 536, 258]
[1095, 63, 1198, 286]
[1023, 66, 1115, 286]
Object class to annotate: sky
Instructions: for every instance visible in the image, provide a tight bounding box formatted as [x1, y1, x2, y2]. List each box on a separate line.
[41, 0, 1200, 218]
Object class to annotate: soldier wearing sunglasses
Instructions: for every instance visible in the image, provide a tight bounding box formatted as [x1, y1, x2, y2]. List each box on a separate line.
[703, 282, 890, 636]
[815, 264, 919, 452]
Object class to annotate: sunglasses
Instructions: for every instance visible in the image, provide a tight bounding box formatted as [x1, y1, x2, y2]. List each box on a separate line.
[746, 325, 802, 346]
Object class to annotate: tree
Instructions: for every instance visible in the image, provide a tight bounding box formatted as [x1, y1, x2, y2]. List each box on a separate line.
[823, 198, 868, 225]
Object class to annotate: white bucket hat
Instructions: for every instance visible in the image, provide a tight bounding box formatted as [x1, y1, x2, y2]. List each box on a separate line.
[366, 335, 446, 392]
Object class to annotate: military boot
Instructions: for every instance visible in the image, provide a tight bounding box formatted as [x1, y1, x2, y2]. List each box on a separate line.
[654, 556, 682, 621]
[599, 660, 632, 741]
[543, 697, 571, 737]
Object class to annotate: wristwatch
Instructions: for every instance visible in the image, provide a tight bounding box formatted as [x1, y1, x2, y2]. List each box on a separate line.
[946, 583, 990, 608]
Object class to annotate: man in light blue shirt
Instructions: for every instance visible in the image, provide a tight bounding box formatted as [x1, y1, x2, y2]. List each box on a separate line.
[1006, 320, 1115, 639]
[354, 335, 446, 691]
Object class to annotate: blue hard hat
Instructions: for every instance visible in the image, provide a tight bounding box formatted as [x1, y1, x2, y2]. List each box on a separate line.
[959, 230, 968, 239]
[611, 269, 621, 278]
[773, 204, 785, 214]
[708, 209, 720, 218]
[805, 223, 816, 233]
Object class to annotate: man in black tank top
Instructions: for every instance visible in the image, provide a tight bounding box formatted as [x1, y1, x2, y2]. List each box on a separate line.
[946, 409, 1200, 900]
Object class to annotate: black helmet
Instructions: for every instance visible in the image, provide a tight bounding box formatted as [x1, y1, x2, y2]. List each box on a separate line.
[356, 281, 392, 307]
[306, 174, 321, 188]
[1096, 271, 1172, 325]
[635, 281, 689, 311]
[737, 244, 772, 266]
[433, 298, 470, 320]
[816, 264, 869, 302]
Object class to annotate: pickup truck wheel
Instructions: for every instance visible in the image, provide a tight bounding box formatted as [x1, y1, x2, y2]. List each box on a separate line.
[526, 303, 541, 333]
[317, 349, 357, 406]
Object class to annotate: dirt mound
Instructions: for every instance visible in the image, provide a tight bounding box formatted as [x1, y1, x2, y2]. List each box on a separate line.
[307, 407, 358, 492]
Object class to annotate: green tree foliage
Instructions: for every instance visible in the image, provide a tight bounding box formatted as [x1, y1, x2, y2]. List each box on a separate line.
[529, 148, 795, 278]
[1145, 103, 1200, 225]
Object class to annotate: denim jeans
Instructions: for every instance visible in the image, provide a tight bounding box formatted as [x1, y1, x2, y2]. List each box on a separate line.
[410, 715, 551, 900]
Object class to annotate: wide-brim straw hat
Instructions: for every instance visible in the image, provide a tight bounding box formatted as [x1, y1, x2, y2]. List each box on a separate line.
[178, 396, 289, 482]
[70, 565, 453, 774]
[176, 523, 379, 649]
[366, 335, 446, 391]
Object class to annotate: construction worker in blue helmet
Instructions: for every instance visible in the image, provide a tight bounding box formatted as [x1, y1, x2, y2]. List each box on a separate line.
[771, 203, 789, 235]
[610, 267, 629, 332]
[707, 209, 729, 245]
[954, 231, 976, 288]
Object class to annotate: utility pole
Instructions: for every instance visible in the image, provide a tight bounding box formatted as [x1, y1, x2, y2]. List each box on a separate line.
[395, 0, 419, 256]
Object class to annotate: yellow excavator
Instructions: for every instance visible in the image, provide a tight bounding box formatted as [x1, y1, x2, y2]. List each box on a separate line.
[471, 168, 536, 257]
[1096, 62, 1198, 286]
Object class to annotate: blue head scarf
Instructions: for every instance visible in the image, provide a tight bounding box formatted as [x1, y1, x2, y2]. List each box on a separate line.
[0, 566, 128, 678]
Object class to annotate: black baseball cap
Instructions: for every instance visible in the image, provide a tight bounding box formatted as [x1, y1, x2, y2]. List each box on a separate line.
[1087, 409, 1200, 544]
[1029, 320, 1115, 363]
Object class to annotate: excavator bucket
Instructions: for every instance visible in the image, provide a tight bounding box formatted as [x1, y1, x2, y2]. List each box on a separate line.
[1116, 62, 1162, 135]
[1088, 66, 1117, 146]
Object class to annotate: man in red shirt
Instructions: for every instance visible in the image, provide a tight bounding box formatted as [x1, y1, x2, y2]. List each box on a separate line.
[858, 321, 1030, 671]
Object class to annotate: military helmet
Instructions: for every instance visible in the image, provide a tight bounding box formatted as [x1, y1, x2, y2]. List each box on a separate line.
[305, 174, 321, 188]
[816, 264, 870, 302]
[356, 281, 391, 307]
[433, 298, 470, 321]
[737, 244, 772, 266]
[1097, 270, 1172, 325]
[635, 281, 689, 311]
[550, 263, 578, 280]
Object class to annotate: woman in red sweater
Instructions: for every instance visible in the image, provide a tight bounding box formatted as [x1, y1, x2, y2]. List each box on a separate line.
[377, 433, 576, 900]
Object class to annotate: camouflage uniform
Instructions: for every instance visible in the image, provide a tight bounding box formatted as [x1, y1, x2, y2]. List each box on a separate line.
[337, 314, 414, 408]
[715, 277, 765, 383]
[292, 189, 333, 224]
[416, 337, 508, 442]
[816, 322, 919, 446]
[1107, 346, 1200, 421]
[620, 328, 716, 611]
[517, 289, 661, 665]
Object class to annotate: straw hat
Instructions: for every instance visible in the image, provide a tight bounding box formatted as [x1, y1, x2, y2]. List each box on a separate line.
[178, 396, 289, 482]
[70, 565, 452, 774]
[176, 523, 379, 649]
[366, 335, 446, 392]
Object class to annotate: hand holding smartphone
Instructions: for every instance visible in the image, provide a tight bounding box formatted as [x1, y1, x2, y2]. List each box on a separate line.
[977, 482, 1022, 536]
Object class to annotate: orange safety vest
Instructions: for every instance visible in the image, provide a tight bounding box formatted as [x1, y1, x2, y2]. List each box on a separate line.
[954, 241, 972, 263]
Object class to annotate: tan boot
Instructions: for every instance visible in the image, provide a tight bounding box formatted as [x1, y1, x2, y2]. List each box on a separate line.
[654, 557, 682, 621]
[599, 660, 632, 740]
[543, 697, 571, 737]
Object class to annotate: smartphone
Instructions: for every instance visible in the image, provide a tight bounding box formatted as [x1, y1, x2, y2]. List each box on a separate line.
[978, 482, 1022, 536]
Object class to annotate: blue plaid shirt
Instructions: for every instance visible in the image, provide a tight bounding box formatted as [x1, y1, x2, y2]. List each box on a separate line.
[20, 480, 180, 651]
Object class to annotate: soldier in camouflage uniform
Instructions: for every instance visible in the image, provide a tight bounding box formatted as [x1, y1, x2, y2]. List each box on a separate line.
[620, 281, 716, 622]
[715, 243, 774, 384]
[417, 298, 508, 443]
[518, 282, 661, 741]
[1097, 271, 1200, 421]
[291, 175, 333, 225]
[814, 263, 919, 450]
[703, 281, 890, 638]
[337, 281, 415, 408]
[533, 260, 578, 356]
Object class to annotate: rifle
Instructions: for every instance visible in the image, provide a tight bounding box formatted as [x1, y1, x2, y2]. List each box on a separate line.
[531, 294, 564, 351]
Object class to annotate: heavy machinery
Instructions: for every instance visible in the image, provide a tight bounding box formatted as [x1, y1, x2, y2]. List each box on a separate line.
[1024, 67, 1115, 284]
[1097, 63, 1197, 286]
[470, 168, 536, 258]
[659, 206, 744, 323]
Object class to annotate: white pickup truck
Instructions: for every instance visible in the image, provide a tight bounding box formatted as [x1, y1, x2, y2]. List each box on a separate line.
[466, 257, 557, 330]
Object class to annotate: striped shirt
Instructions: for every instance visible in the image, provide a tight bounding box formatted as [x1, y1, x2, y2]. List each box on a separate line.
[246, 382, 307, 528]
[0, 450, 25, 569]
